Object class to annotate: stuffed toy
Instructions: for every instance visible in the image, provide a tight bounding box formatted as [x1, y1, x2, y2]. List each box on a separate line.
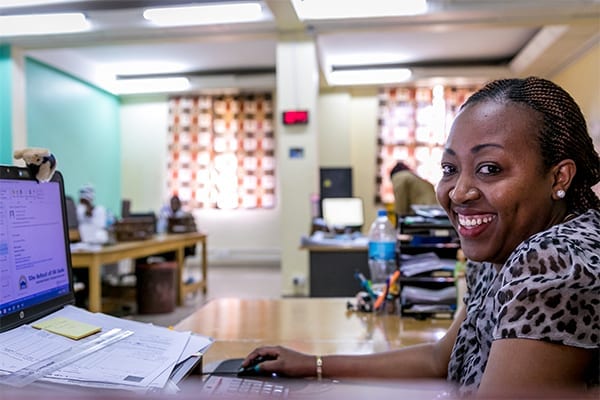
[13, 147, 57, 183]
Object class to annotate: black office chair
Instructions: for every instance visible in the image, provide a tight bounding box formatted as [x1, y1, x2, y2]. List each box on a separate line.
[65, 196, 80, 242]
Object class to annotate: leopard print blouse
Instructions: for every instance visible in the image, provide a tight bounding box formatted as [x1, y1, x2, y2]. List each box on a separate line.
[447, 209, 600, 396]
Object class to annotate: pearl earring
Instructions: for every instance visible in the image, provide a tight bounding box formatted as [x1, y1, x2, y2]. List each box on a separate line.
[556, 189, 566, 199]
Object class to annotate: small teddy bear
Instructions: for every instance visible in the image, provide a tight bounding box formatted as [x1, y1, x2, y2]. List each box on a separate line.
[13, 147, 57, 183]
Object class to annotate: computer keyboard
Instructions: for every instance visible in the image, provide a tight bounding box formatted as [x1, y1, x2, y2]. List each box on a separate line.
[200, 375, 289, 398]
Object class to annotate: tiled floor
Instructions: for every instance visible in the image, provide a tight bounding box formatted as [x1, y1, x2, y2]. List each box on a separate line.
[124, 260, 282, 327]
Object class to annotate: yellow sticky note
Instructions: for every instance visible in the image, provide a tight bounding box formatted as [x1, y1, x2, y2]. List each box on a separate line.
[32, 317, 101, 340]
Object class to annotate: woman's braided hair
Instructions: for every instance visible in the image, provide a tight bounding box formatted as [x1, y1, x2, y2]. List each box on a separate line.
[461, 76, 600, 213]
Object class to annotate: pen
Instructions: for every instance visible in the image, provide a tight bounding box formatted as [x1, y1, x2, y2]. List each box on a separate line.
[373, 270, 400, 310]
[373, 282, 388, 311]
[388, 269, 400, 287]
[354, 272, 377, 299]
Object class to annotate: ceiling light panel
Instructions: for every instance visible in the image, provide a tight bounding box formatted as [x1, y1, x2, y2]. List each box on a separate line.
[114, 77, 191, 95]
[0, 0, 80, 8]
[0, 13, 89, 36]
[327, 67, 412, 86]
[143, 2, 265, 27]
[291, 0, 427, 20]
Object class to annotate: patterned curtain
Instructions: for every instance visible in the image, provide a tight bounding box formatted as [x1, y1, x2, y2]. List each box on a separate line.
[376, 85, 477, 205]
[167, 93, 275, 210]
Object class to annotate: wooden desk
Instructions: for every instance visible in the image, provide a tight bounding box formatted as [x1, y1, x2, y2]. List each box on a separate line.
[70, 232, 207, 312]
[174, 297, 451, 366]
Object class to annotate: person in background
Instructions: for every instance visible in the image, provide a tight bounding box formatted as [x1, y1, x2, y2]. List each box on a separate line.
[77, 184, 107, 243]
[390, 161, 438, 216]
[161, 195, 186, 219]
[241, 77, 600, 398]
[73, 184, 109, 306]
[158, 195, 189, 233]
[157, 195, 196, 257]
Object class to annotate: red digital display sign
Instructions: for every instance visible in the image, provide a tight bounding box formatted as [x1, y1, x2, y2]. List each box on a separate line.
[282, 110, 309, 125]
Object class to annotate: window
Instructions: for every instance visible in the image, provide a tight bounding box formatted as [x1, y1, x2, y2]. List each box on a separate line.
[167, 93, 275, 209]
[376, 85, 477, 205]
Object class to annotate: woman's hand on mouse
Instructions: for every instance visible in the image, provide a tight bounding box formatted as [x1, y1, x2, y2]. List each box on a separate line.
[242, 346, 317, 378]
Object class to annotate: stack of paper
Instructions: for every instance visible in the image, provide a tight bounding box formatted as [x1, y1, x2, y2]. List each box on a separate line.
[0, 305, 213, 393]
[401, 286, 457, 305]
[300, 231, 369, 248]
[400, 252, 454, 277]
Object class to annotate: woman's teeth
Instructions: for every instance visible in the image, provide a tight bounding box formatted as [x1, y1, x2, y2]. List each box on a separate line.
[458, 215, 495, 228]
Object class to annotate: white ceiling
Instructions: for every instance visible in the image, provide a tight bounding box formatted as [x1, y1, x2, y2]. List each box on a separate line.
[1, 0, 598, 94]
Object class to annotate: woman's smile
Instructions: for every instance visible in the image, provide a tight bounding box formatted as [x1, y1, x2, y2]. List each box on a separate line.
[455, 213, 496, 237]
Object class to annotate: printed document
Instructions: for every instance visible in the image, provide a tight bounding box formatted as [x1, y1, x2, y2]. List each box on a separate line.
[0, 305, 213, 392]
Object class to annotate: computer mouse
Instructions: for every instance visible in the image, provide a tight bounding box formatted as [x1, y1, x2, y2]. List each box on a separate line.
[237, 355, 277, 377]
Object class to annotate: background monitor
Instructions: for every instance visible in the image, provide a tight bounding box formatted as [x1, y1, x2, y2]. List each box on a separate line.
[321, 197, 364, 229]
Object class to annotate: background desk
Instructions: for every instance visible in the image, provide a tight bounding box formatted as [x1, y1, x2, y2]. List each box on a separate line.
[303, 241, 459, 319]
[174, 297, 451, 366]
[70, 232, 207, 312]
[303, 245, 369, 297]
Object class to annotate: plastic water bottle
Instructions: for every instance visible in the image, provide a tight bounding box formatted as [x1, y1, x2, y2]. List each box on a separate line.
[368, 209, 398, 284]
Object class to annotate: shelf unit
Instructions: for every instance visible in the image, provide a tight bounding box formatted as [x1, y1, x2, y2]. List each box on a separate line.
[398, 217, 459, 319]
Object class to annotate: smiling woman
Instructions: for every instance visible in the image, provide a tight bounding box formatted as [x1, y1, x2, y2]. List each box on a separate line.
[438, 77, 600, 396]
[438, 100, 563, 263]
[238, 77, 600, 399]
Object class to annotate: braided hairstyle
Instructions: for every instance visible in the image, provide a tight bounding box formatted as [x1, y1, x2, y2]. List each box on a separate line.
[461, 76, 600, 213]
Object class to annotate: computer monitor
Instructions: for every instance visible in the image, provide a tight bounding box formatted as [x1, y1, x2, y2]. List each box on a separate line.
[321, 197, 364, 229]
[0, 166, 75, 332]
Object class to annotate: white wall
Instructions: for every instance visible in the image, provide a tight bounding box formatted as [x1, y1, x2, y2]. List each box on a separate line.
[317, 89, 380, 232]
[348, 89, 379, 230]
[318, 92, 351, 167]
[552, 40, 600, 197]
[276, 40, 319, 295]
[120, 96, 169, 214]
[10, 47, 27, 151]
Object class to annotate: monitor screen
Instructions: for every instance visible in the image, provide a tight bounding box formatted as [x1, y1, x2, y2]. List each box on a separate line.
[0, 167, 74, 332]
[321, 197, 364, 228]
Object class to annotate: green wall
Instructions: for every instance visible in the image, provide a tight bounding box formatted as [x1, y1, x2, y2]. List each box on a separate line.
[25, 58, 121, 217]
[0, 45, 11, 164]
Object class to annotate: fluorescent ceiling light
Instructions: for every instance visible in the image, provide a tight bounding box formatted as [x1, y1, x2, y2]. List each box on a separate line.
[105, 61, 190, 76]
[292, 0, 427, 20]
[0, 13, 89, 36]
[330, 53, 409, 67]
[114, 77, 191, 95]
[143, 2, 263, 27]
[0, 0, 79, 7]
[328, 67, 412, 86]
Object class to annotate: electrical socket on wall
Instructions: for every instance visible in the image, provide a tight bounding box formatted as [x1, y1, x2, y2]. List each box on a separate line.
[292, 275, 306, 286]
